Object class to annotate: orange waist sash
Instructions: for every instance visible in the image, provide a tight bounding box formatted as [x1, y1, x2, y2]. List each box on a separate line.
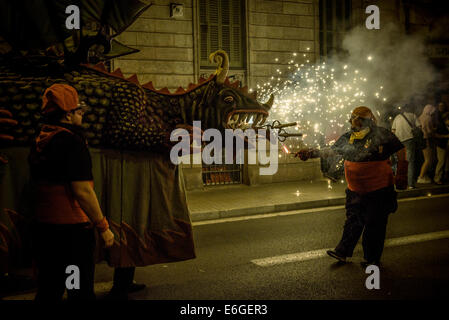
[34, 181, 93, 224]
[344, 160, 394, 194]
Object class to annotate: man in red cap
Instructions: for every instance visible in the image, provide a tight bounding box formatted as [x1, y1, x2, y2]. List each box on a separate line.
[28, 84, 114, 300]
[295, 106, 407, 267]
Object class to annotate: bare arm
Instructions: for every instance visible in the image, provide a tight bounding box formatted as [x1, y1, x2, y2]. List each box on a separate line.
[71, 181, 104, 223]
[71, 181, 114, 247]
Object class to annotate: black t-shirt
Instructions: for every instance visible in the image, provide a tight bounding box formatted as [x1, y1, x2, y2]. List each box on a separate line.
[29, 123, 93, 183]
[435, 114, 449, 149]
[331, 126, 404, 162]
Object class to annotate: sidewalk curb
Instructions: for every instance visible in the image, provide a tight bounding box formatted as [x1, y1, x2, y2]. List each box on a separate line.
[189, 184, 449, 222]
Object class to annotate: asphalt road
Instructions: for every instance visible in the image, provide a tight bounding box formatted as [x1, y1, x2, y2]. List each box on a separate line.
[108, 194, 449, 301]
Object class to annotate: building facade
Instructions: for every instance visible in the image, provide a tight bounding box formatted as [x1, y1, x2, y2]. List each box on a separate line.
[111, 0, 449, 189]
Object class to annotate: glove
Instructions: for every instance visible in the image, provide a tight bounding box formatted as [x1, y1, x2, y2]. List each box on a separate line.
[294, 148, 315, 161]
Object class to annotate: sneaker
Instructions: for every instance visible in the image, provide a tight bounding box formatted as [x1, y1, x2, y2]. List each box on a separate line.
[326, 250, 346, 263]
[417, 176, 431, 184]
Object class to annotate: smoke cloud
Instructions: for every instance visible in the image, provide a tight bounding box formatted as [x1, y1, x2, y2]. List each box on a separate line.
[340, 23, 436, 111]
[260, 23, 438, 148]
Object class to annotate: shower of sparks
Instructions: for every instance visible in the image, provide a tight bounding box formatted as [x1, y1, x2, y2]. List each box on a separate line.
[254, 53, 390, 149]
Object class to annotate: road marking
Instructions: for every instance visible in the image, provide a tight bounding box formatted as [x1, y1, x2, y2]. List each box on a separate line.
[251, 229, 449, 267]
[192, 204, 345, 226]
[192, 193, 449, 226]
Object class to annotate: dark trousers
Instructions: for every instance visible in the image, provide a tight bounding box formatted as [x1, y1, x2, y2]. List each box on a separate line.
[335, 186, 397, 262]
[33, 223, 96, 301]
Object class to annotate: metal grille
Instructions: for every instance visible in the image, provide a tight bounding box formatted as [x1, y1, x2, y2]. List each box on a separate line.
[202, 163, 243, 186]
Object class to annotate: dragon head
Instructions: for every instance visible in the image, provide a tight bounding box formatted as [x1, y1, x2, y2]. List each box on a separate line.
[203, 50, 273, 132]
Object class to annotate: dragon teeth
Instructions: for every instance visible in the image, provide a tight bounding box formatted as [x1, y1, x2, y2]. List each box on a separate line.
[227, 112, 267, 129]
[254, 114, 263, 126]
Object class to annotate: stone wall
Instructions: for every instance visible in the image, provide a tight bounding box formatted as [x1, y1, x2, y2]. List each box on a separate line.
[112, 1, 320, 92]
[113, 0, 195, 92]
[179, 141, 324, 191]
[247, 0, 319, 89]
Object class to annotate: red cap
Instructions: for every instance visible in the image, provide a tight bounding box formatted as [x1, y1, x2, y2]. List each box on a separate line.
[41, 84, 79, 114]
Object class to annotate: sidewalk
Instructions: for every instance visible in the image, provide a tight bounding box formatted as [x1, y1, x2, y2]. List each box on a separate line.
[186, 180, 449, 222]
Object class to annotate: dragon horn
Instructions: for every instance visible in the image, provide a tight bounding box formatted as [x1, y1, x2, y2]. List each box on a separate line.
[209, 50, 229, 84]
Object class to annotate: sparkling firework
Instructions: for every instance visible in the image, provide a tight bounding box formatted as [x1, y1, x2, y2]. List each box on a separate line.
[255, 53, 390, 148]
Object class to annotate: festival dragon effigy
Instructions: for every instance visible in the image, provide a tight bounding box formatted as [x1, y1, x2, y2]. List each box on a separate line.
[0, 1, 272, 272]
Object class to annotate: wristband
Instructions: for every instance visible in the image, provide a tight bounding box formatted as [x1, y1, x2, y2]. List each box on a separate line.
[95, 216, 109, 233]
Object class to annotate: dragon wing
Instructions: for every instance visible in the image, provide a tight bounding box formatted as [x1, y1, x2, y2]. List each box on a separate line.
[0, 0, 151, 52]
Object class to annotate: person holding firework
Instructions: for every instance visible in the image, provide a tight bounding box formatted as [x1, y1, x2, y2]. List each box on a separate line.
[295, 106, 407, 267]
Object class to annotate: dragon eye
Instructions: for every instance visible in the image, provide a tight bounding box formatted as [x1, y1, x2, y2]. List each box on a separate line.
[224, 96, 234, 103]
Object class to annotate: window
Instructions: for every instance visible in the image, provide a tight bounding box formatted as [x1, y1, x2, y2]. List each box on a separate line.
[199, 0, 246, 69]
[319, 0, 352, 58]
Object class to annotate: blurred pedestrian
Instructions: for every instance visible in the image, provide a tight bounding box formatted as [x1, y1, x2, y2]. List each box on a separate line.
[295, 106, 406, 267]
[434, 102, 449, 184]
[417, 104, 438, 184]
[391, 104, 421, 188]
[444, 114, 449, 181]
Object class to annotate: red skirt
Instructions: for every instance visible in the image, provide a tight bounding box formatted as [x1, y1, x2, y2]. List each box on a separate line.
[344, 160, 394, 194]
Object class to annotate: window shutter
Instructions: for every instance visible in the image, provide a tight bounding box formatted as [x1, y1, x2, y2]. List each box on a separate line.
[231, 0, 242, 67]
[221, 0, 231, 57]
[199, 0, 245, 68]
[319, 0, 351, 59]
[209, 0, 220, 64]
[199, 0, 208, 64]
